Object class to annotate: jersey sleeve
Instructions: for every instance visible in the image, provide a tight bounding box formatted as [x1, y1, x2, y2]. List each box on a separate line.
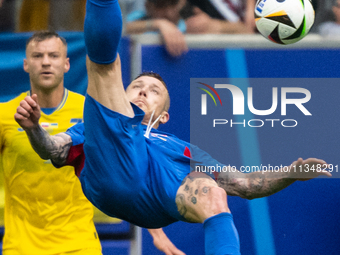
[52, 123, 85, 177]
[66, 122, 85, 146]
[190, 144, 226, 179]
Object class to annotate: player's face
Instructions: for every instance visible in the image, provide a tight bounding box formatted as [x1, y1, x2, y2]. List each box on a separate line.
[24, 37, 70, 92]
[126, 76, 169, 126]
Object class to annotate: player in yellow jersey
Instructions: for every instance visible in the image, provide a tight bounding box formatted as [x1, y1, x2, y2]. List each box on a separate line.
[0, 31, 185, 255]
[0, 31, 102, 255]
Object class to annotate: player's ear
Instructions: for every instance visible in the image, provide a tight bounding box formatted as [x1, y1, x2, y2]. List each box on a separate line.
[159, 111, 169, 125]
[23, 59, 29, 73]
[64, 57, 70, 73]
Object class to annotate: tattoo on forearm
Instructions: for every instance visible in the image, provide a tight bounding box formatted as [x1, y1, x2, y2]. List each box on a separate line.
[50, 133, 72, 165]
[217, 171, 295, 199]
[26, 125, 72, 165]
[249, 176, 265, 193]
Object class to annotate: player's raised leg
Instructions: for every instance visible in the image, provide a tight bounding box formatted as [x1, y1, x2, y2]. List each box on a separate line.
[81, 0, 153, 219]
[84, 0, 133, 117]
[176, 172, 240, 255]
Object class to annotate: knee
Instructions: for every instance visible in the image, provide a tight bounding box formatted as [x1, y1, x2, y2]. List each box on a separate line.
[176, 177, 231, 223]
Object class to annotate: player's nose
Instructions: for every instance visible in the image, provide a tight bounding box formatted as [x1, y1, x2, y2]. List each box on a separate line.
[139, 89, 147, 97]
[42, 54, 51, 65]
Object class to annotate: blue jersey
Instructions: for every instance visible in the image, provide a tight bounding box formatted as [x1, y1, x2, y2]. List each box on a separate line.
[66, 95, 220, 228]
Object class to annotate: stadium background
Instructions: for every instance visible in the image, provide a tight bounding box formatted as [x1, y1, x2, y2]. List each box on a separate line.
[0, 32, 340, 254]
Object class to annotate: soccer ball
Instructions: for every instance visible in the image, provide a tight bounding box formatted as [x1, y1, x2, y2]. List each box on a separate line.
[255, 0, 315, 45]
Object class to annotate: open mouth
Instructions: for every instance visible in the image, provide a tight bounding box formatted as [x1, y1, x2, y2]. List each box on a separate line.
[41, 71, 53, 75]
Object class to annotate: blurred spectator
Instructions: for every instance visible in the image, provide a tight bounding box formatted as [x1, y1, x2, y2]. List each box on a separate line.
[18, 0, 86, 32]
[319, 0, 340, 36]
[0, 0, 16, 32]
[49, 0, 86, 31]
[126, 0, 188, 57]
[18, 0, 49, 31]
[184, 0, 255, 34]
[119, 0, 145, 21]
[310, 0, 335, 33]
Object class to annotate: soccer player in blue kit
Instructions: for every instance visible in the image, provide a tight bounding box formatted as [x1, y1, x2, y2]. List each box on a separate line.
[15, 0, 332, 254]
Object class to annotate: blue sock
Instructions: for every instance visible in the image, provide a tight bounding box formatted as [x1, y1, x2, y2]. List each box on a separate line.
[84, 0, 122, 64]
[204, 212, 241, 255]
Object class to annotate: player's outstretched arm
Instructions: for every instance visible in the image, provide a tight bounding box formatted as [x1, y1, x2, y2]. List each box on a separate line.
[84, 0, 134, 117]
[148, 229, 186, 255]
[14, 94, 72, 165]
[217, 158, 331, 200]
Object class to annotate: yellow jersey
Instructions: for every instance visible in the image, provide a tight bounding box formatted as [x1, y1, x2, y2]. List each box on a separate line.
[0, 90, 101, 255]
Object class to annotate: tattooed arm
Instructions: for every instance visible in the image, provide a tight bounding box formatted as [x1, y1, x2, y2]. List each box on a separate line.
[217, 168, 295, 200]
[14, 94, 72, 165]
[216, 158, 331, 200]
[191, 145, 330, 199]
[24, 126, 72, 165]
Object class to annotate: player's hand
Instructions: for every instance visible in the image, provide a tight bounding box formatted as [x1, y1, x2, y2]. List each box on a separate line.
[156, 19, 188, 57]
[14, 94, 41, 130]
[148, 228, 186, 255]
[290, 157, 332, 180]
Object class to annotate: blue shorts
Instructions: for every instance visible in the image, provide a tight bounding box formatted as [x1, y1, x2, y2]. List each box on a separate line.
[81, 95, 190, 228]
